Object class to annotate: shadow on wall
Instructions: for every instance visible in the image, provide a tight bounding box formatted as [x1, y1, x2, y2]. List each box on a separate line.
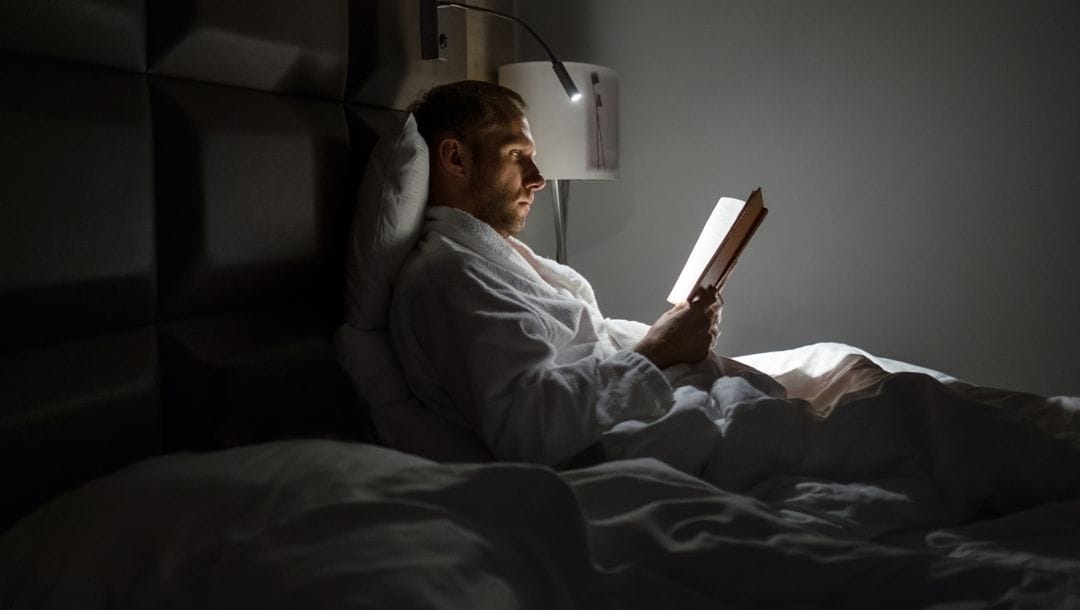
[346, 0, 473, 109]
[147, 0, 350, 99]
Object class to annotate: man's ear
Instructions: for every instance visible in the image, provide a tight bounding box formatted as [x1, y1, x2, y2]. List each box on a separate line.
[436, 137, 469, 180]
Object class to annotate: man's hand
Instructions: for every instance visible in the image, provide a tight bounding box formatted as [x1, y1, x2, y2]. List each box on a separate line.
[633, 287, 722, 369]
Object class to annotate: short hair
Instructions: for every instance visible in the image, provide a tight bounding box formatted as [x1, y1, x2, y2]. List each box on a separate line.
[407, 80, 526, 153]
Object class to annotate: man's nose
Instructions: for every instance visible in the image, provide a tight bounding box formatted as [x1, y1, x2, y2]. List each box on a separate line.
[525, 159, 545, 191]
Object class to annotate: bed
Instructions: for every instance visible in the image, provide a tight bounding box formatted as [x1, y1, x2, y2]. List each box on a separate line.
[4, 345, 1080, 608]
[3, 2, 1080, 608]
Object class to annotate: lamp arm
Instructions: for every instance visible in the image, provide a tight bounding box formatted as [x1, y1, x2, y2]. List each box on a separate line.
[435, 1, 581, 101]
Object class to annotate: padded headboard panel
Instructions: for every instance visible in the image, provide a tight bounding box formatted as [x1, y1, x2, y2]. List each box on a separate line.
[0, 0, 409, 529]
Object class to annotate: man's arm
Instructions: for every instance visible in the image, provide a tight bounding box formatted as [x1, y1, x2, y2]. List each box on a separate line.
[395, 267, 675, 466]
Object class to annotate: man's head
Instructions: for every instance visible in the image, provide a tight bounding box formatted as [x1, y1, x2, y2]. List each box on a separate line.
[409, 80, 546, 238]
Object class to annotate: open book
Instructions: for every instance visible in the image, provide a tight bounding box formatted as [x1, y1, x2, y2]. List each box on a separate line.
[666, 188, 768, 304]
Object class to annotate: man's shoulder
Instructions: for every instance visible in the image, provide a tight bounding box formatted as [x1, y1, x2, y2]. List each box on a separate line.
[396, 231, 483, 293]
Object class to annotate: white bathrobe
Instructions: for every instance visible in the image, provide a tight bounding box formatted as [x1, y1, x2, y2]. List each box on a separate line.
[391, 206, 678, 466]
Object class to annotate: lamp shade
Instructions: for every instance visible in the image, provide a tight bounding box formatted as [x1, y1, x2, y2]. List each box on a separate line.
[499, 61, 618, 180]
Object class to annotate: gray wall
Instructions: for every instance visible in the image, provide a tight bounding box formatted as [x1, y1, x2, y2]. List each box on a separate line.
[513, 0, 1079, 396]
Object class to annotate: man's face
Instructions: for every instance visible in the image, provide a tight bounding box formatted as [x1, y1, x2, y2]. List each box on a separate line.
[466, 115, 546, 238]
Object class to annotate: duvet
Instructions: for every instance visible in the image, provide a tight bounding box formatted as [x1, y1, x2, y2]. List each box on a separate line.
[2, 344, 1079, 609]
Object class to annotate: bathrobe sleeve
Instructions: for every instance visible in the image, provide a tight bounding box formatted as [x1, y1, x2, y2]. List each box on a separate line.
[393, 256, 674, 466]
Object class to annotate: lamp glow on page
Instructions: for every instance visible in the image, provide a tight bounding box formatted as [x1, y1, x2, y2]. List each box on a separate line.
[666, 189, 768, 304]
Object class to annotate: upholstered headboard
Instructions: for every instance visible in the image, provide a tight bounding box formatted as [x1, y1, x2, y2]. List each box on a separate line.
[0, 0, 435, 528]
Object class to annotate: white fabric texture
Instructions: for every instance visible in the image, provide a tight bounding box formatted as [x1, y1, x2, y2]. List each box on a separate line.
[4, 433, 1080, 610]
[344, 113, 428, 330]
[391, 206, 673, 466]
[337, 114, 492, 460]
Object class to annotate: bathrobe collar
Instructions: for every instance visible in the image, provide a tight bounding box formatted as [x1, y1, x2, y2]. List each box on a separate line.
[424, 205, 593, 303]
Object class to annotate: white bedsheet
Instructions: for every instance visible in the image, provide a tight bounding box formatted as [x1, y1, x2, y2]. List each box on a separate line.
[3, 343, 1079, 609]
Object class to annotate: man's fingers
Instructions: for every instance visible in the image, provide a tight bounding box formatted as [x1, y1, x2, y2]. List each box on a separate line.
[688, 285, 717, 307]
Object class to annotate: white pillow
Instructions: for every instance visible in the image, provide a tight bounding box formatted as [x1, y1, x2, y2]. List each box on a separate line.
[344, 113, 429, 330]
[338, 115, 492, 462]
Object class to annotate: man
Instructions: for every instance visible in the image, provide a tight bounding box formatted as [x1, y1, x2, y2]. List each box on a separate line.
[390, 81, 1080, 532]
[390, 80, 729, 467]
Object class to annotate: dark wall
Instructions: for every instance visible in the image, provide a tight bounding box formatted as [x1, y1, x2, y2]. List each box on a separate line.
[0, 0, 406, 528]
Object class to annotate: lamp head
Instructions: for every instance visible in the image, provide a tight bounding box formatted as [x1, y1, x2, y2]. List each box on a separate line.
[551, 60, 582, 102]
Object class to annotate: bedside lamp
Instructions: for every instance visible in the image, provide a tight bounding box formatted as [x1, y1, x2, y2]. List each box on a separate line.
[499, 62, 619, 264]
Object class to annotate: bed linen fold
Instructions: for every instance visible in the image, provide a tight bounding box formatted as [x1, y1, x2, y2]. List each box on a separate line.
[8, 330, 1079, 609]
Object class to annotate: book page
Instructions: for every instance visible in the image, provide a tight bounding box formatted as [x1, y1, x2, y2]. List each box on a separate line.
[667, 197, 745, 304]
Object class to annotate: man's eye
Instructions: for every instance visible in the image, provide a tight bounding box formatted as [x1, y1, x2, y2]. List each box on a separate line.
[509, 150, 522, 158]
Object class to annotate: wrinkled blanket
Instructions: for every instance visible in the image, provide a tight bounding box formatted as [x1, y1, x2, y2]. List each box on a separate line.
[607, 342, 1080, 537]
[3, 344, 1079, 609]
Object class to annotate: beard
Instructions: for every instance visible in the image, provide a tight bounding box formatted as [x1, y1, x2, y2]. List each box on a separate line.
[468, 170, 529, 237]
